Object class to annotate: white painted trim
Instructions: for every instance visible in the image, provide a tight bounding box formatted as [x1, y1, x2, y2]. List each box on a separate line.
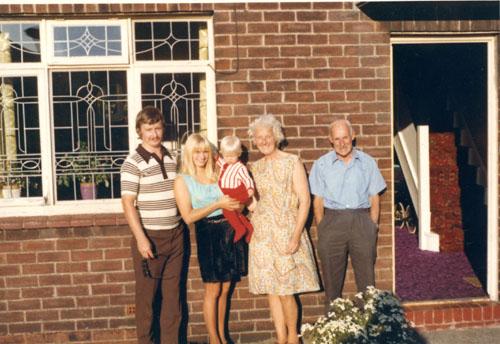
[486, 37, 498, 301]
[206, 16, 218, 145]
[391, 35, 499, 301]
[390, 42, 396, 292]
[417, 125, 440, 252]
[0, 200, 123, 217]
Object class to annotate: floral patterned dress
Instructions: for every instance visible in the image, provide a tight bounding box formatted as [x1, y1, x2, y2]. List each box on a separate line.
[249, 153, 320, 295]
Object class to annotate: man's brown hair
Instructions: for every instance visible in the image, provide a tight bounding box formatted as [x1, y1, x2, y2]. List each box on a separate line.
[135, 106, 165, 137]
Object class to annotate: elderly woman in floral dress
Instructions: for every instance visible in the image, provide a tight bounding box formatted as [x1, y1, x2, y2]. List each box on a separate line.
[248, 114, 320, 344]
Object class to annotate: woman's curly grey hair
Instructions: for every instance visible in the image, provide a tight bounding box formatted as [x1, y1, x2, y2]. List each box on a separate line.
[248, 114, 285, 144]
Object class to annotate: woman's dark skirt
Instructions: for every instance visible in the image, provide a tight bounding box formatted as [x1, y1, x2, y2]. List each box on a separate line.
[195, 215, 248, 283]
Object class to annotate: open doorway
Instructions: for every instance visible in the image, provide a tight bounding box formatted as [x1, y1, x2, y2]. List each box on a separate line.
[392, 39, 497, 301]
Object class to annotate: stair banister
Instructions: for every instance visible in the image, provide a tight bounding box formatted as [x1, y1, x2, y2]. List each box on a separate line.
[417, 125, 440, 252]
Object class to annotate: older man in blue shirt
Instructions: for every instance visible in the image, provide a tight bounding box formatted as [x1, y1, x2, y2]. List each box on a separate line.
[309, 119, 386, 309]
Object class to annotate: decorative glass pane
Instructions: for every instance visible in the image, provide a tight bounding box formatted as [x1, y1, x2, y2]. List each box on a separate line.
[135, 21, 208, 61]
[53, 25, 122, 57]
[0, 76, 42, 199]
[141, 73, 206, 151]
[52, 70, 128, 201]
[0, 23, 41, 63]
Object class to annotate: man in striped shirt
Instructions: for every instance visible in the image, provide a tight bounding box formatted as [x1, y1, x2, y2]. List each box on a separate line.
[121, 106, 183, 344]
[217, 135, 255, 243]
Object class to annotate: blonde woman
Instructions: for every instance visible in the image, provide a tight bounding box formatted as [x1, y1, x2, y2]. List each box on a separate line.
[174, 133, 247, 344]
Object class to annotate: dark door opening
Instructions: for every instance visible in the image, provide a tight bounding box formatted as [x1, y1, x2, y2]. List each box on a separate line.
[393, 43, 488, 301]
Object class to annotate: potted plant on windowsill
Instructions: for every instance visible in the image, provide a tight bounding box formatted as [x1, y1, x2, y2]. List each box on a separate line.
[57, 143, 111, 200]
[0, 177, 24, 198]
[79, 173, 110, 200]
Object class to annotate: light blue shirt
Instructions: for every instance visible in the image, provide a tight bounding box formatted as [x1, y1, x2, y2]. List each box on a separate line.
[181, 174, 223, 218]
[309, 149, 386, 210]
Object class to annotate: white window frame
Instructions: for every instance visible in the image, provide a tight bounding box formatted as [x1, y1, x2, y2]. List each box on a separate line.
[0, 17, 216, 217]
[46, 19, 129, 65]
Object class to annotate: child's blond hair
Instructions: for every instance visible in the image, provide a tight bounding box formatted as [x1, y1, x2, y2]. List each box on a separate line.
[220, 135, 242, 156]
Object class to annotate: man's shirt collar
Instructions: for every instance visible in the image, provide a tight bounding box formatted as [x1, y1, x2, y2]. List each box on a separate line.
[331, 148, 360, 164]
[136, 144, 171, 163]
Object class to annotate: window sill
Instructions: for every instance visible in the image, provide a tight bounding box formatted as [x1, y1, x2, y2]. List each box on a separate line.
[0, 199, 124, 218]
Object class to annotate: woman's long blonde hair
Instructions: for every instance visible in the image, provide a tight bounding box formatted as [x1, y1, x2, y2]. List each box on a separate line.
[180, 133, 218, 182]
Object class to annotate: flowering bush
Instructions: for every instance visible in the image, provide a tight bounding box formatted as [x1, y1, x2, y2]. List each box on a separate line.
[301, 287, 420, 344]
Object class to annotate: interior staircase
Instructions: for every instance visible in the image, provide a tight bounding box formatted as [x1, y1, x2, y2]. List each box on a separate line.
[429, 132, 464, 252]
[453, 114, 488, 287]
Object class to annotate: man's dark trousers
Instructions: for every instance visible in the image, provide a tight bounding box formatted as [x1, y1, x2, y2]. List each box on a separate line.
[317, 208, 378, 311]
[131, 225, 184, 344]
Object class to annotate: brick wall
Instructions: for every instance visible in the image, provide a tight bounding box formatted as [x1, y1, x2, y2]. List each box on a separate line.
[0, 2, 499, 343]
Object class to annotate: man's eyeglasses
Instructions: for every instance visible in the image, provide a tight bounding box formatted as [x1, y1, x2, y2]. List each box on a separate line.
[141, 258, 164, 279]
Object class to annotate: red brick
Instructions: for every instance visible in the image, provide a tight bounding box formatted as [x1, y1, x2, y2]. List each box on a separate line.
[298, 81, 329, 91]
[424, 310, 434, 324]
[492, 304, 500, 319]
[57, 286, 89, 297]
[248, 23, 278, 33]
[330, 79, 361, 90]
[345, 68, 376, 78]
[316, 91, 345, 102]
[22, 240, 55, 251]
[90, 260, 122, 272]
[282, 70, 312, 79]
[472, 306, 482, 321]
[71, 250, 103, 261]
[280, 23, 311, 33]
[266, 104, 297, 115]
[250, 92, 282, 103]
[22, 263, 55, 274]
[56, 262, 88, 273]
[330, 102, 361, 114]
[37, 251, 69, 263]
[347, 91, 376, 101]
[312, 46, 343, 56]
[76, 296, 109, 308]
[92, 284, 124, 295]
[104, 248, 130, 260]
[248, 47, 280, 57]
[413, 310, 424, 325]
[313, 22, 343, 33]
[39, 275, 71, 286]
[263, 11, 294, 21]
[44, 321, 75, 332]
[22, 287, 54, 299]
[284, 92, 314, 102]
[9, 299, 41, 311]
[61, 308, 92, 319]
[453, 308, 463, 322]
[345, 22, 376, 32]
[9, 322, 42, 334]
[248, 3, 278, 10]
[6, 276, 38, 288]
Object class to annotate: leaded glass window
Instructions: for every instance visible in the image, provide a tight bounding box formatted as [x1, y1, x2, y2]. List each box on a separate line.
[52, 70, 128, 201]
[53, 25, 122, 57]
[141, 73, 206, 150]
[0, 18, 213, 212]
[135, 21, 208, 61]
[47, 21, 128, 64]
[0, 23, 40, 63]
[0, 75, 42, 198]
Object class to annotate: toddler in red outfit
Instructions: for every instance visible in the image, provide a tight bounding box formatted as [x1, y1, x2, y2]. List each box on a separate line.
[217, 136, 255, 243]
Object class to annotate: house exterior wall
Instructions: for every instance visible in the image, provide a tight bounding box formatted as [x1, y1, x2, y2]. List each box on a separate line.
[0, 2, 498, 343]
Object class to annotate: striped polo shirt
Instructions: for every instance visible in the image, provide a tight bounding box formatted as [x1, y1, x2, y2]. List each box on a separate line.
[120, 144, 180, 231]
